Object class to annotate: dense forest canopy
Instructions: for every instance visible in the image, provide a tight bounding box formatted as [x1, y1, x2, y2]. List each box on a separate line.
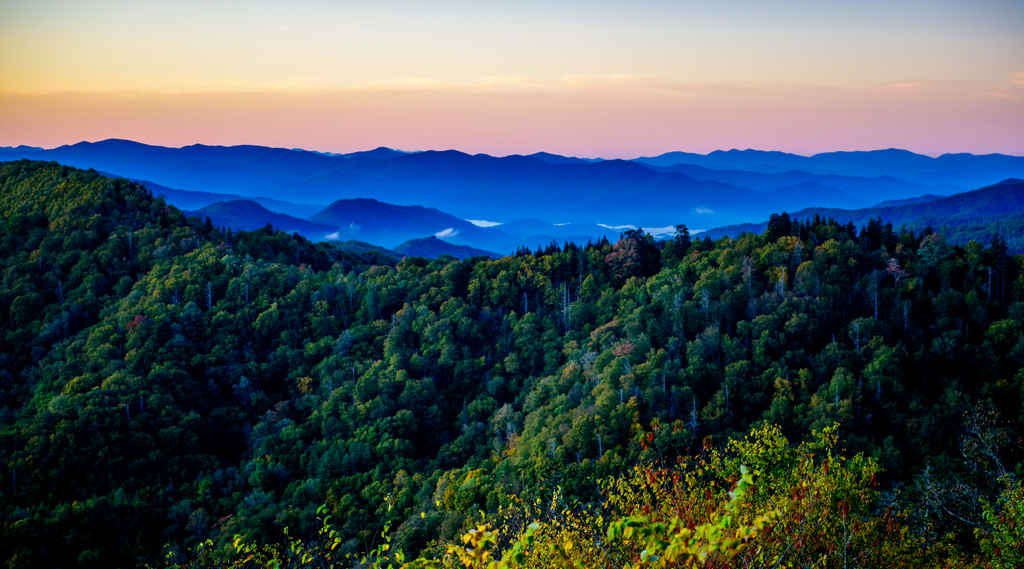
[0, 160, 1021, 567]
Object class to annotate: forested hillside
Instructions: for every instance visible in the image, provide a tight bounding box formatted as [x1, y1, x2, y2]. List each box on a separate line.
[1, 161, 1022, 568]
[184, 200, 337, 240]
[705, 179, 1024, 253]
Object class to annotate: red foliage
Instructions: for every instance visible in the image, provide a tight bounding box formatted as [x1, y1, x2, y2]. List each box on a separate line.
[886, 258, 907, 281]
[605, 238, 640, 282]
[613, 342, 635, 357]
[126, 315, 148, 333]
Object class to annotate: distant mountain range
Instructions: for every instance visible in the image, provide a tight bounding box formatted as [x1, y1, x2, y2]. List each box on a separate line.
[635, 148, 1024, 189]
[642, 163, 963, 205]
[4, 140, 1023, 258]
[5, 140, 1017, 230]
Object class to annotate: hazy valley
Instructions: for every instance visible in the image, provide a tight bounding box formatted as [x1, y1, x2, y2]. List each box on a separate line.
[4, 140, 1024, 258]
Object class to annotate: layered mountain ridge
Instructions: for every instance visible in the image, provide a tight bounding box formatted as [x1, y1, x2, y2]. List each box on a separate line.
[4, 139, 1023, 257]
[704, 178, 1024, 251]
[6, 139, 1017, 231]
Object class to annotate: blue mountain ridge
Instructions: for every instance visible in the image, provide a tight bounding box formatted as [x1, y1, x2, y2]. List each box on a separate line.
[635, 148, 1024, 188]
[702, 179, 1024, 250]
[3, 140, 1021, 237]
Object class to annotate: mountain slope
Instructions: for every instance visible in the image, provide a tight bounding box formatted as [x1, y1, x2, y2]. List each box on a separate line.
[705, 179, 1024, 250]
[393, 236, 501, 259]
[765, 182, 868, 209]
[99, 175, 323, 218]
[186, 200, 337, 239]
[321, 239, 404, 264]
[802, 179, 1024, 226]
[309, 197, 516, 250]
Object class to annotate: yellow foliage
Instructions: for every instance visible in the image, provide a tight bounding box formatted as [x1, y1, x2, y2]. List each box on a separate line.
[157, 425, 968, 569]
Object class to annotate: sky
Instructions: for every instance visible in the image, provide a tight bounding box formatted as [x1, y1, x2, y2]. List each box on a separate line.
[1, 0, 1022, 157]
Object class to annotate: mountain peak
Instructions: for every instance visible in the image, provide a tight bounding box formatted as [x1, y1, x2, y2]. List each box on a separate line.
[196, 199, 270, 214]
[341, 147, 408, 160]
[394, 235, 500, 260]
[74, 138, 161, 150]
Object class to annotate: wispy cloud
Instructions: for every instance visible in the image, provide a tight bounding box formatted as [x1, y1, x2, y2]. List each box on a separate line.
[466, 219, 502, 227]
[695, 207, 714, 214]
[341, 76, 560, 94]
[473, 76, 558, 93]
[324, 232, 340, 240]
[646, 226, 676, 237]
[435, 228, 458, 238]
[561, 75, 652, 89]
[222, 74, 678, 96]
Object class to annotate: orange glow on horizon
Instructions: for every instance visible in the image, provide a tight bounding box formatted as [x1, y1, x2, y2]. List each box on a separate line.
[1, 78, 1022, 158]
[3, 0, 1022, 156]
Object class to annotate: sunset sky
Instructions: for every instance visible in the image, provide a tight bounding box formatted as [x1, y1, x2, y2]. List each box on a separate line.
[1, 0, 1022, 157]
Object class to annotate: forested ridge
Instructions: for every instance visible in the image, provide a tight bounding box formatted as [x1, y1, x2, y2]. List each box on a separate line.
[0, 160, 1021, 568]
[703, 178, 1024, 253]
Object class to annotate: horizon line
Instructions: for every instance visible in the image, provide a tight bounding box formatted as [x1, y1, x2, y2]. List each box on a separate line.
[8, 137, 1024, 161]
